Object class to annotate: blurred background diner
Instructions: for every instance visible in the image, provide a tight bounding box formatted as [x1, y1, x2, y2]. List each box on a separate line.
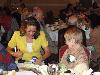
[0, 0, 100, 74]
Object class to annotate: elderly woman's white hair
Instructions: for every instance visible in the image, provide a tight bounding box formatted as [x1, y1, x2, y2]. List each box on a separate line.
[64, 26, 83, 44]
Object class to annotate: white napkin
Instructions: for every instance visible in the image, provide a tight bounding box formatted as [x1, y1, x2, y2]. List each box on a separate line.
[74, 63, 91, 75]
[92, 72, 100, 75]
[16, 71, 37, 75]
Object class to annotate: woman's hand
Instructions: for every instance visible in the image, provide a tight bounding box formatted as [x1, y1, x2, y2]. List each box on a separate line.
[6, 47, 23, 59]
[35, 57, 43, 65]
[13, 50, 23, 59]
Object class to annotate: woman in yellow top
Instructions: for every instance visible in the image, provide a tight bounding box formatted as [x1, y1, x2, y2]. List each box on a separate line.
[6, 17, 51, 64]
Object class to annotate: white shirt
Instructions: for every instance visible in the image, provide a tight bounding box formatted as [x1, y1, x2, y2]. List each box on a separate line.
[27, 43, 32, 53]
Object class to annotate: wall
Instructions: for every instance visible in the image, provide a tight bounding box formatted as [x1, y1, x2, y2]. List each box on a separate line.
[96, 0, 100, 6]
[0, 0, 80, 16]
[0, 0, 100, 16]
[24, 0, 70, 16]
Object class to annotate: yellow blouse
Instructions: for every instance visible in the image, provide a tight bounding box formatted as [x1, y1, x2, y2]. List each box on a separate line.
[8, 31, 48, 61]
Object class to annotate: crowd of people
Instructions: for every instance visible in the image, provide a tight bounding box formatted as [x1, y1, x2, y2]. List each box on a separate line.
[0, 1, 100, 74]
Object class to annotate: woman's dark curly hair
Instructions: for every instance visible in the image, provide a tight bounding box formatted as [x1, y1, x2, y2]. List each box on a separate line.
[20, 17, 41, 39]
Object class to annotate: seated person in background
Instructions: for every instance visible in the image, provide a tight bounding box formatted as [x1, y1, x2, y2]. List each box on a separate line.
[59, 26, 90, 75]
[67, 14, 78, 25]
[6, 18, 51, 65]
[0, 43, 17, 71]
[32, 7, 45, 30]
[0, 24, 5, 41]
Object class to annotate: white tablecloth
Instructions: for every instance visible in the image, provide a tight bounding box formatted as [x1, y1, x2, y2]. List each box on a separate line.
[16, 71, 37, 75]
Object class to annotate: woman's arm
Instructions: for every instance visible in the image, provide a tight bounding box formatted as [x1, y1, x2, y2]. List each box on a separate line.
[6, 46, 23, 58]
[6, 46, 14, 55]
[42, 46, 51, 60]
[7, 31, 23, 58]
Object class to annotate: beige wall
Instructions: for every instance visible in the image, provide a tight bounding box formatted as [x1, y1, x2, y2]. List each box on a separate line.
[96, 0, 100, 6]
[0, 0, 79, 16]
[24, 0, 70, 16]
[0, 0, 100, 16]
[24, 0, 79, 16]
[96, 0, 100, 3]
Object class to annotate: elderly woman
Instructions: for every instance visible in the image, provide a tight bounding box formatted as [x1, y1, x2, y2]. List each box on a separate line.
[59, 26, 90, 75]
